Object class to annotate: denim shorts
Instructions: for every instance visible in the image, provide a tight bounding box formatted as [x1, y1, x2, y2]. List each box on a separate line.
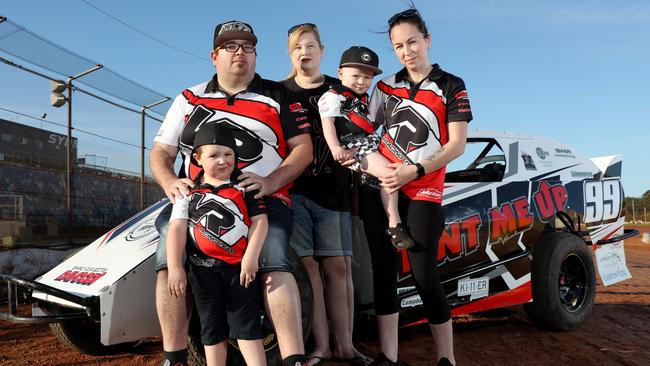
[155, 197, 293, 273]
[289, 194, 353, 257]
[257, 197, 293, 273]
[154, 202, 174, 272]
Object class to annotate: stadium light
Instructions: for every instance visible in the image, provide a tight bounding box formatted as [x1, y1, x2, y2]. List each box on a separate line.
[50, 80, 67, 107]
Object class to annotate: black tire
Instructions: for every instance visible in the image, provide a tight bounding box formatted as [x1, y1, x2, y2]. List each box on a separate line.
[188, 249, 314, 366]
[49, 319, 134, 355]
[524, 231, 596, 331]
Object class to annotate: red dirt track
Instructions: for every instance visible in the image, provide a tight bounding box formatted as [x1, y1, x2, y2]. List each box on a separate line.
[1, 225, 649, 366]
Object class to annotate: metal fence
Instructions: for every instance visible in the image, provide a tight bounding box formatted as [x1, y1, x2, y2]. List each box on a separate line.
[0, 16, 171, 115]
[0, 15, 173, 242]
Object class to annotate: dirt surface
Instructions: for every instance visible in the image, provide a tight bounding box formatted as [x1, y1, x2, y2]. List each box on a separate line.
[1, 225, 649, 366]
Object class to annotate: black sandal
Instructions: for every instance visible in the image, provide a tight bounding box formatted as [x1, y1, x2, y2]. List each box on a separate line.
[386, 223, 415, 249]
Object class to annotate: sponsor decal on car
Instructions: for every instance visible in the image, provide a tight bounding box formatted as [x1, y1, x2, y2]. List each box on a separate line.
[570, 171, 593, 178]
[521, 151, 537, 170]
[54, 266, 108, 286]
[400, 294, 423, 308]
[535, 147, 549, 159]
[554, 148, 576, 159]
[397, 286, 416, 295]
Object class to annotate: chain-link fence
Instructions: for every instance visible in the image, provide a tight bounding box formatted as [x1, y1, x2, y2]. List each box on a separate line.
[1, 16, 172, 244]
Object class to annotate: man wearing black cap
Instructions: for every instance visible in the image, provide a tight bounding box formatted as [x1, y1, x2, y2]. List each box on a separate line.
[151, 20, 312, 366]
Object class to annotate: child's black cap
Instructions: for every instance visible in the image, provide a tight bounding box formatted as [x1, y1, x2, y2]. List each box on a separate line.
[339, 46, 382, 75]
[192, 124, 237, 155]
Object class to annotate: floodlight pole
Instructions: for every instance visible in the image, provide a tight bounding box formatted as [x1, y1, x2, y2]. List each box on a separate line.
[140, 98, 169, 210]
[65, 64, 102, 243]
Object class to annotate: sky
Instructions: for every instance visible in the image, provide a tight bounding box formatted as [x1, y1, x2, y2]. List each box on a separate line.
[1, 0, 648, 197]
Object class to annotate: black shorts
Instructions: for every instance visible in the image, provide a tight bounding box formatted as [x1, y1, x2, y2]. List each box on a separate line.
[188, 264, 263, 345]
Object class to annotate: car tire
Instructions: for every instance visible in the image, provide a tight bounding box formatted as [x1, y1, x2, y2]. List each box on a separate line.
[49, 320, 134, 355]
[524, 231, 596, 331]
[187, 249, 314, 366]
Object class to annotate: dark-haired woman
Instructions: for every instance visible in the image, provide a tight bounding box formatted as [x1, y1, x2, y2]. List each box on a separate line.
[363, 8, 473, 366]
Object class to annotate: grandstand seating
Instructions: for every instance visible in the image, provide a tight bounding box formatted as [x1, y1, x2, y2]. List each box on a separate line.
[0, 162, 163, 227]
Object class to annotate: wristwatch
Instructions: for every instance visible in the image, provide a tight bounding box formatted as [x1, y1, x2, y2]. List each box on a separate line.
[415, 162, 425, 178]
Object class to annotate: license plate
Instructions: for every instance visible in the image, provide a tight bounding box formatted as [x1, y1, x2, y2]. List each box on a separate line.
[457, 277, 489, 300]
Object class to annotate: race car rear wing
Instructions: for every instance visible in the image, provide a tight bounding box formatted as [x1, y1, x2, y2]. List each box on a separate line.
[592, 229, 639, 245]
[591, 155, 622, 179]
[554, 211, 639, 245]
[0, 274, 95, 323]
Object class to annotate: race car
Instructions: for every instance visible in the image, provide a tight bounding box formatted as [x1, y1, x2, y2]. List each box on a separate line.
[1, 129, 638, 365]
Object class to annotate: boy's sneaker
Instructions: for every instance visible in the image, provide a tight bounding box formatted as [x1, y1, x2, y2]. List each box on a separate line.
[436, 358, 454, 366]
[386, 223, 415, 249]
[369, 353, 401, 366]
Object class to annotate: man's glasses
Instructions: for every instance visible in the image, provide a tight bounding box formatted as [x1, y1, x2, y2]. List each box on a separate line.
[287, 23, 318, 37]
[387, 8, 421, 26]
[218, 42, 256, 53]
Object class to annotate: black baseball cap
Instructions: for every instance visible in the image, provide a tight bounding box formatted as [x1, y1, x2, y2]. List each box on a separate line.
[192, 124, 237, 156]
[339, 46, 382, 75]
[213, 20, 257, 49]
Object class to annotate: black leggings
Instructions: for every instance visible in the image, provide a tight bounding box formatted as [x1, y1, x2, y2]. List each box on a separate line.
[358, 185, 451, 325]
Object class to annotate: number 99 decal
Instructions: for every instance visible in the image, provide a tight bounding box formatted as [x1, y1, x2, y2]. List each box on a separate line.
[584, 180, 621, 223]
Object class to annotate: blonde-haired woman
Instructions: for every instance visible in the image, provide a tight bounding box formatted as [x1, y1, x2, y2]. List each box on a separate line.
[282, 23, 368, 366]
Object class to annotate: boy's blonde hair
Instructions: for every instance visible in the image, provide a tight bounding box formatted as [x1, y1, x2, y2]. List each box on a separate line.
[287, 24, 324, 79]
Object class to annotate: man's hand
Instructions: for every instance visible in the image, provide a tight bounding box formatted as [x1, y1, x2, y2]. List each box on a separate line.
[150, 142, 193, 202]
[240, 253, 259, 288]
[238, 172, 276, 199]
[380, 162, 418, 193]
[163, 178, 195, 203]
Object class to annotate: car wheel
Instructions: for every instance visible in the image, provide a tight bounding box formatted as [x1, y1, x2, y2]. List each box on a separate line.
[524, 231, 596, 331]
[41, 300, 134, 355]
[188, 249, 314, 366]
[49, 319, 135, 355]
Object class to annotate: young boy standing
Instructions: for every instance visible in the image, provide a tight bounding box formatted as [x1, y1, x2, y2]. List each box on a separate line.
[318, 46, 414, 249]
[167, 124, 268, 366]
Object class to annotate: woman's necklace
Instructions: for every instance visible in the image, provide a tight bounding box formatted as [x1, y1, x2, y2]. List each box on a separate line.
[295, 74, 325, 89]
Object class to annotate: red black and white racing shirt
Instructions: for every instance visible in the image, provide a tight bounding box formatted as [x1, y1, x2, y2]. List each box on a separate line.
[318, 84, 376, 145]
[170, 182, 266, 266]
[368, 64, 473, 203]
[155, 73, 310, 204]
